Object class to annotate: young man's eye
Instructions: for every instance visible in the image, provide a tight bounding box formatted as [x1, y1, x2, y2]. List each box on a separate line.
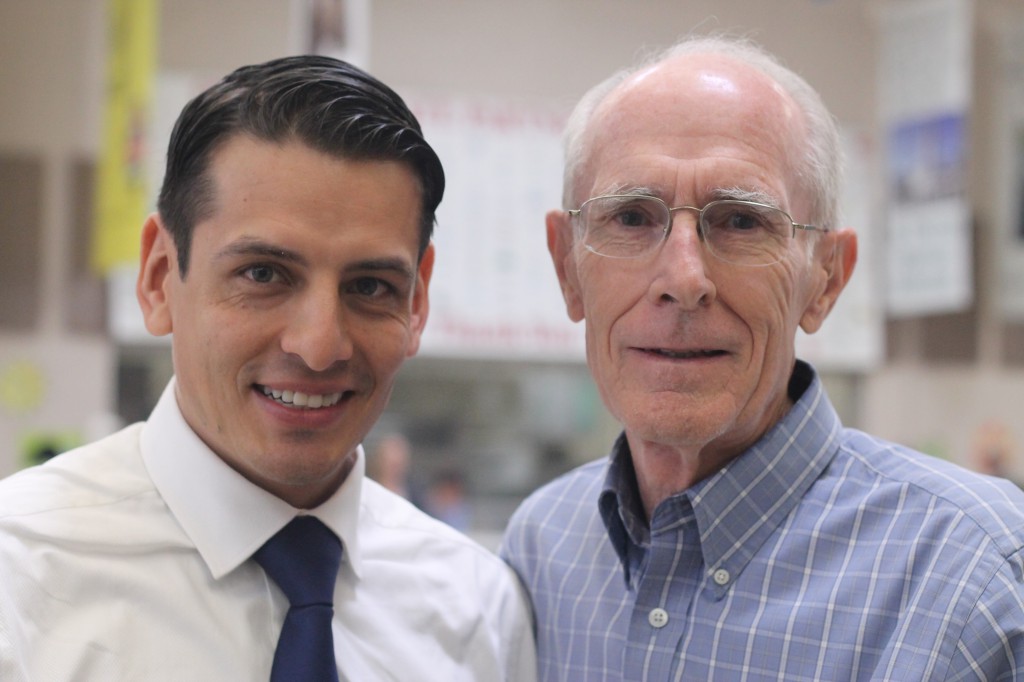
[352, 278, 388, 297]
[244, 264, 277, 283]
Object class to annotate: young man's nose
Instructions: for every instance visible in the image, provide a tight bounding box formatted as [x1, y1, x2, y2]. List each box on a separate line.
[279, 288, 355, 372]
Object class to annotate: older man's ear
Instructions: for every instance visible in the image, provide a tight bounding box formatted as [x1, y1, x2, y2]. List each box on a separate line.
[547, 209, 585, 323]
[800, 227, 857, 334]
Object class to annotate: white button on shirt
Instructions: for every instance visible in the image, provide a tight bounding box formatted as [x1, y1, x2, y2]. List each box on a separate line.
[712, 568, 731, 586]
[0, 379, 536, 681]
[648, 608, 669, 628]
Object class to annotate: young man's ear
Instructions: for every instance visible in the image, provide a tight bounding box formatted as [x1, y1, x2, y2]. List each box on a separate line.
[136, 213, 177, 337]
[800, 228, 857, 334]
[404, 242, 434, 358]
[546, 209, 584, 323]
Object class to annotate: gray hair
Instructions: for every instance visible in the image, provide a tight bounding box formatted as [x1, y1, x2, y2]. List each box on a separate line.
[561, 35, 843, 233]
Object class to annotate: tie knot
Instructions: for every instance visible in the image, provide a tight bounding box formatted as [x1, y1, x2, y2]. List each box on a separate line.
[254, 516, 342, 607]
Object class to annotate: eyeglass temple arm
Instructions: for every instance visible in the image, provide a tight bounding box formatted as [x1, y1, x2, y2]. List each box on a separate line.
[794, 222, 829, 234]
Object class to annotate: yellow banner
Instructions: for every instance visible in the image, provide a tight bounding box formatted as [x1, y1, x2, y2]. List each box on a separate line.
[91, 0, 157, 274]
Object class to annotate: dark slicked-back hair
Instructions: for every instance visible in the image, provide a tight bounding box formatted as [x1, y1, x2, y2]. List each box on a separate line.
[157, 55, 444, 275]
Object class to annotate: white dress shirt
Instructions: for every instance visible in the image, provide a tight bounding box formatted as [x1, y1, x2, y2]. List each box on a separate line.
[0, 379, 536, 681]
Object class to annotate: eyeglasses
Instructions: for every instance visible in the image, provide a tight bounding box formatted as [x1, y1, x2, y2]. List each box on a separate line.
[567, 194, 828, 266]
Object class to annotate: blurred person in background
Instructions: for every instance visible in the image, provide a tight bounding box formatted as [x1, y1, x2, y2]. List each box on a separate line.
[367, 431, 414, 499]
[501, 33, 1024, 681]
[424, 468, 472, 532]
[0, 55, 534, 681]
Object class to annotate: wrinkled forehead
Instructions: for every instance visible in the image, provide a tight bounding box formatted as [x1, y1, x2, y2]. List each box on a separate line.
[578, 52, 808, 200]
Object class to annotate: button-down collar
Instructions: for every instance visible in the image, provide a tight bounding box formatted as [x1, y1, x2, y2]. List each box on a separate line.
[599, 361, 842, 595]
[140, 379, 365, 581]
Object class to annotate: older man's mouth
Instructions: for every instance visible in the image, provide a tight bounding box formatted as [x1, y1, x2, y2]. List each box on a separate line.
[642, 348, 726, 359]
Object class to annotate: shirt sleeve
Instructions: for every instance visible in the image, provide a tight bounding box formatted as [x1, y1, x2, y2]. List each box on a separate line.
[947, 549, 1024, 680]
[493, 559, 538, 682]
[0, 544, 30, 682]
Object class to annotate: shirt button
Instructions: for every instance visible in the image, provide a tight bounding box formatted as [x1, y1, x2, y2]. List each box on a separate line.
[648, 607, 669, 628]
[712, 568, 731, 586]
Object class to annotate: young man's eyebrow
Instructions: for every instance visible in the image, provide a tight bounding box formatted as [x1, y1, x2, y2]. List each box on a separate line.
[214, 238, 307, 266]
[215, 239, 416, 280]
[346, 257, 416, 281]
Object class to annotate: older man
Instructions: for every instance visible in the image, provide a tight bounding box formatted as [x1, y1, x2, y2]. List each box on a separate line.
[502, 35, 1024, 681]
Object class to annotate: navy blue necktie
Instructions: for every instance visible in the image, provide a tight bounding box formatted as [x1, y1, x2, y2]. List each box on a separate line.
[254, 516, 342, 682]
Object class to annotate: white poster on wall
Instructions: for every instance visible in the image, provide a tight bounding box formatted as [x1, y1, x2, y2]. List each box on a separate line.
[115, 78, 586, 359]
[877, 0, 973, 316]
[409, 96, 586, 361]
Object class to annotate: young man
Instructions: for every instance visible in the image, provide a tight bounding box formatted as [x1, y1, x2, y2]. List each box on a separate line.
[502, 35, 1024, 681]
[0, 56, 535, 681]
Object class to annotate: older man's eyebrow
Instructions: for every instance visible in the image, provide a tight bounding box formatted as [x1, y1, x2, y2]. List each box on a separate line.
[600, 184, 665, 199]
[593, 182, 671, 200]
[597, 185, 783, 208]
[708, 186, 781, 207]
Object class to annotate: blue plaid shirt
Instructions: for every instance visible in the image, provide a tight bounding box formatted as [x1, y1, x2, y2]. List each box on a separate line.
[502, 362, 1024, 681]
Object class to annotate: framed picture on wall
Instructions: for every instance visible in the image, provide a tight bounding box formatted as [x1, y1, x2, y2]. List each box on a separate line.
[291, 0, 370, 68]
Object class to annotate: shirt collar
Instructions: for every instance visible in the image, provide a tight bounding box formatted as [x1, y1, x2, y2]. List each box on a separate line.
[139, 378, 365, 581]
[599, 361, 842, 592]
[599, 433, 646, 585]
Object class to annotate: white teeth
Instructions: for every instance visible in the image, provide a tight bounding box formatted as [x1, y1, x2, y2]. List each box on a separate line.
[260, 386, 343, 409]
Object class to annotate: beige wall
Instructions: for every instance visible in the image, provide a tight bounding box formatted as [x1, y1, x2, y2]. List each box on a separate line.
[370, 0, 877, 128]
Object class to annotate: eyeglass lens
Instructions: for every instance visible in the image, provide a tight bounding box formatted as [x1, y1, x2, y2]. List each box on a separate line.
[580, 196, 792, 265]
